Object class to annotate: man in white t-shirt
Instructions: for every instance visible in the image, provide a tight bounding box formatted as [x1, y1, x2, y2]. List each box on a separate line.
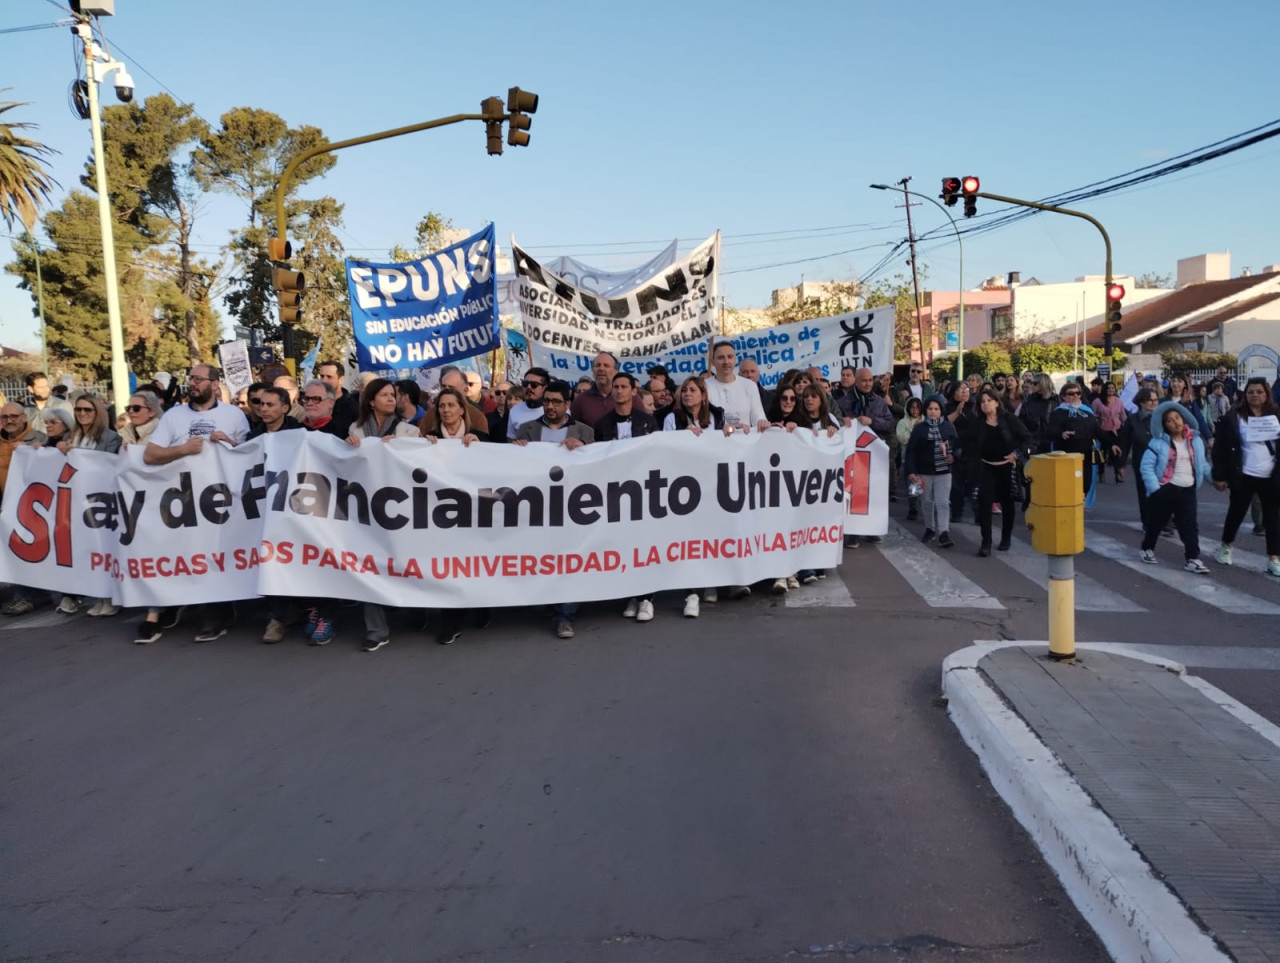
[704, 342, 767, 432]
[143, 363, 250, 643]
[144, 363, 250, 464]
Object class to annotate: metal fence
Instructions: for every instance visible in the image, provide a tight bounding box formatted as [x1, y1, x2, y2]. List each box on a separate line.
[0, 378, 111, 402]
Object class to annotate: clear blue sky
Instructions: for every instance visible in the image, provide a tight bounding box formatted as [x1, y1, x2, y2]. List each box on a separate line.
[3, 0, 1278, 352]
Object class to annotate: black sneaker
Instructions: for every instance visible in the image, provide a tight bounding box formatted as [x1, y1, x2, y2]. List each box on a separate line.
[863, 535, 882, 544]
[133, 622, 162, 645]
[921, 529, 936, 544]
[193, 625, 228, 643]
[844, 535, 860, 549]
[361, 637, 389, 652]
[937, 532, 955, 548]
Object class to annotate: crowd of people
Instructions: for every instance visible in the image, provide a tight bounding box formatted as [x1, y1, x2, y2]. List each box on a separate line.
[2, 354, 1278, 650]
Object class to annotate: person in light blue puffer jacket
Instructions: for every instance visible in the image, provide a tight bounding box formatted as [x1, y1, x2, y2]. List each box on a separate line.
[1139, 400, 1212, 572]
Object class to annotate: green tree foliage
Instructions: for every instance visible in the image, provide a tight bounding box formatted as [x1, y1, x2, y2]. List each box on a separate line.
[930, 341, 1128, 383]
[194, 107, 339, 344]
[860, 270, 924, 362]
[1135, 271, 1172, 289]
[388, 211, 456, 262]
[0, 94, 57, 232]
[1158, 349, 1236, 371]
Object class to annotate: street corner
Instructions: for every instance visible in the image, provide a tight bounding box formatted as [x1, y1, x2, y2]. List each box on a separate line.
[941, 640, 1228, 963]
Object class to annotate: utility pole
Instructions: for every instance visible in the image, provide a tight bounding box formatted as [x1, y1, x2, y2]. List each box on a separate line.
[898, 177, 928, 366]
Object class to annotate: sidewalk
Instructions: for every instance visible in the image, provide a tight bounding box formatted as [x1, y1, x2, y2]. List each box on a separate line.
[944, 642, 1280, 963]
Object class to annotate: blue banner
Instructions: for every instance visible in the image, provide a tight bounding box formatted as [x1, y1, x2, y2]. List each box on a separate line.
[346, 223, 498, 372]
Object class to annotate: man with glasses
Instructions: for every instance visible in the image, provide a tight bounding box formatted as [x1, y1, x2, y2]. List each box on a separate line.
[0, 403, 46, 496]
[1046, 381, 1101, 498]
[514, 379, 594, 449]
[487, 381, 513, 439]
[299, 380, 345, 437]
[143, 364, 250, 643]
[507, 367, 551, 440]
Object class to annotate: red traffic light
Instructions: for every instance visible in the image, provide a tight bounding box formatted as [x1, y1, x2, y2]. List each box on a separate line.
[961, 176, 980, 194]
[1107, 283, 1125, 300]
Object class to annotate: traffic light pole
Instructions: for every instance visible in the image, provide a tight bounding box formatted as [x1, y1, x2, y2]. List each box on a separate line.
[269, 106, 508, 363]
[972, 192, 1115, 360]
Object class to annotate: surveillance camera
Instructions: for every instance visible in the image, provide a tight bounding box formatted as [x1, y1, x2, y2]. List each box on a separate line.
[114, 69, 135, 103]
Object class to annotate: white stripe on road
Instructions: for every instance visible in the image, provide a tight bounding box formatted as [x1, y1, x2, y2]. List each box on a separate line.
[950, 522, 1145, 613]
[1084, 527, 1280, 616]
[784, 576, 856, 608]
[1117, 520, 1276, 577]
[878, 521, 1005, 609]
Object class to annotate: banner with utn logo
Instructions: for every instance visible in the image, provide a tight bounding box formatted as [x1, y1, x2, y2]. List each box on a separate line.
[346, 223, 498, 373]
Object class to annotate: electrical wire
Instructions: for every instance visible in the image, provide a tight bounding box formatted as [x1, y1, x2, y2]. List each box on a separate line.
[0, 21, 70, 34]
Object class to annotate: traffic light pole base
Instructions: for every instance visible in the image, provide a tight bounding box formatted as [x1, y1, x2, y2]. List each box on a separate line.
[1046, 555, 1076, 662]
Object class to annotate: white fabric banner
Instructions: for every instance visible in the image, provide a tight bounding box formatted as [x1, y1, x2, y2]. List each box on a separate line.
[217, 339, 253, 398]
[0, 430, 848, 608]
[496, 242, 679, 315]
[513, 233, 719, 369]
[841, 425, 890, 536]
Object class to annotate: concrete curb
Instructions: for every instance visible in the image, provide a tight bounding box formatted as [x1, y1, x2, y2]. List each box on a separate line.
[943, 641, 1228, 963]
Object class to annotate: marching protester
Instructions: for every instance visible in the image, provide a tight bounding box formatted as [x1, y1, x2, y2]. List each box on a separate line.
[973, 389, 1029, 556]
[60, 395, 123, 618]
[505, 367, 549, 439]
[348, 379, 418, 443]
[513, 379, 593, 638]
[423, 386, 486, 444]
[904, 396, 958, 547]
[893, 363, 932, 410]
[569, 352, 618, 428]
[1047, 380, 1101, 498]
[299, 380, 346, 437]
[1164, 373, 1212, 442]
[119, 391, 163, 447]
[316, 360, 359, 430]
[1119, 388, 1161, 531]
[1211, 377, 1280, 577]
[1215, 364, 1239, 402]
[17, 371, 71, 433]
[593, 371, 661, 621]
[705, 341, 768, 434]
[40, 406, 74, 448]
[896, 397, 924, 521]
[1091, 381, 1127, 483]
[662, 376, 728, 615]
[0, 404, 48, 617]
[487, 380, 514, 440]
[143, 364, 250, 642]
[766, 381, 801, 429]
[945, 381, 978, 524]
[273, 375, 305, 422]
[394, 380, 426, 427]
[418, 367, 488, 436]
[796, 385, 842, 436]
[247, 387, 302, 438]
[1139, 401, 1212, 572]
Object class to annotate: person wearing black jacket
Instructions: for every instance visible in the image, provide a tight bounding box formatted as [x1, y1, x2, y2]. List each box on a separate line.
[946, 381, 978, 523]
[904, 396, 959, 547]
[246, 386, 303, 439]
[594, 372, 661, 621]
[1211, 378, 1280, 576]
[1118, 388, 1160, 529]
[972, 389, 1030, 556]
[1046, 381, 1101, 497]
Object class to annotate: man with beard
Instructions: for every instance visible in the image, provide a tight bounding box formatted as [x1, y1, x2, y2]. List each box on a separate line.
[570, 351, 619, 429]
[144, 364, 251, 643]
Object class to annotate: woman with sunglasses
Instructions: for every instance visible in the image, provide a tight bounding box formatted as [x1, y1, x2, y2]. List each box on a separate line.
[1091, 381, 1128, 483]
[63, 395, 121, 454]
[1047, 381, 1102, 497]
[766, 383, 802, 430]
[119, 391, 163, 447]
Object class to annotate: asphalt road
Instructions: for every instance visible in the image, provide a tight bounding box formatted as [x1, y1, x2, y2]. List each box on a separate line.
[1, 572, 1107, 960]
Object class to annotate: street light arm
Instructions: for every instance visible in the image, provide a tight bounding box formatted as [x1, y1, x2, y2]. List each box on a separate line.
[976, 191, 1112, 285]
[272, 112, 495, 254]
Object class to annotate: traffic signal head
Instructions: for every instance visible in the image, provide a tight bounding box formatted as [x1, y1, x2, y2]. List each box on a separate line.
[961, 175, 980, 218]
[941, 177, 961, 207]
[272, 266, 305, 325]
[506, 86, 538, 147]
[1106, 282, 1124, 334]
[267, 237, 291, 261]
[482, 96, 504, 155]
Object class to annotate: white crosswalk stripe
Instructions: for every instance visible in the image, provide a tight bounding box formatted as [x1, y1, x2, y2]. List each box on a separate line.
[1116, 520, 1277, 576]
[875, 521, 1005, 609]
[1084, 527, 1280, 616]
[948, 520, 1146, 613]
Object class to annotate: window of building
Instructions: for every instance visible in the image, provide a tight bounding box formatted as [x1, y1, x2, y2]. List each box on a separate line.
[991, 306, 1013, 339]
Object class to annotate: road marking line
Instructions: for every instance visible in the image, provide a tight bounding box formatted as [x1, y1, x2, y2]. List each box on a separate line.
[1118, 520, 1277, 577]
[878, 521, 1004, 609]
[949, 521, 1145, 612]
[1084, 527, 1280, 616]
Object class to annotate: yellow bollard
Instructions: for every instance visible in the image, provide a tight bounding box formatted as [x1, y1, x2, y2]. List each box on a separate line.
[1025, 452, 1085, 663]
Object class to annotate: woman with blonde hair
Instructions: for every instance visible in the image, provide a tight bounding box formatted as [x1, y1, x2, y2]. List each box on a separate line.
[119, 391, 163, 447]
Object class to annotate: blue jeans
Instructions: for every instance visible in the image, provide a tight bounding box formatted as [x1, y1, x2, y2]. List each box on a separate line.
[552, 602, 579, 626]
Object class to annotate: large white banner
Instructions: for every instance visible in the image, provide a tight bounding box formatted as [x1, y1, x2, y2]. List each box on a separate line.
[497, 242, 680, 316]
[842, 425, 890, 536]
[513, 233, 719, 369]
[517, 306, 896, 389]
[0, 430, 848, 608]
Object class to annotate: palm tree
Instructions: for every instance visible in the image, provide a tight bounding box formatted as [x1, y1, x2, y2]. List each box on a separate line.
[0, 93, 58, 232]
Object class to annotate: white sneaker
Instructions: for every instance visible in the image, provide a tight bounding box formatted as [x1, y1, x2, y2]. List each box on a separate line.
[635, 599, 654, 622]
[57, 595, 80, 615]
[622, 598, 639, 619]
[88, 600, 119, 617]
[771, 578, 789, 594]
[786, 575, 800, 590]
[1184, 558, 1210, 574]
[85, 600, 105, 617]
[701, 587, 718, 603]
[1267, 559, 1280, 578]
[683, 593, 700, 618]
[1140, 549, 1158, 564]
[1215, 543, 1232, 566]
